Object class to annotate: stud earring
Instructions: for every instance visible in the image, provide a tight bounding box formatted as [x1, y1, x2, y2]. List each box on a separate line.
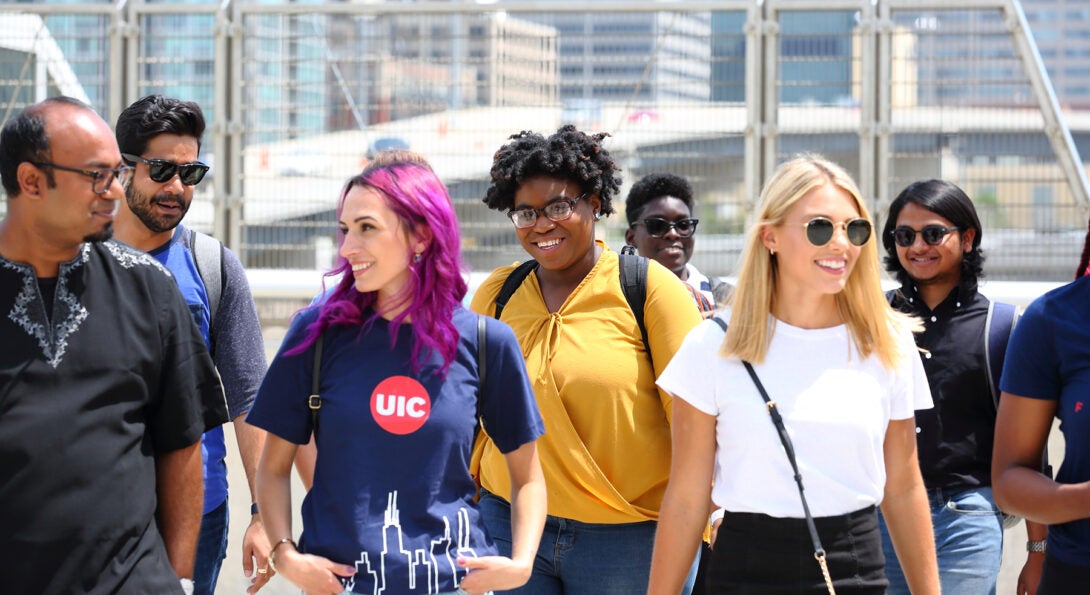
[412, 252, 422, 263]
[593, 212, 601, 221]
[769, 248, 775, 256]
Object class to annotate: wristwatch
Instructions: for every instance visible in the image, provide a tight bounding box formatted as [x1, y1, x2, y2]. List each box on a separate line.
[250, 502, 259, 516]
[1027, 540, 1047, 553]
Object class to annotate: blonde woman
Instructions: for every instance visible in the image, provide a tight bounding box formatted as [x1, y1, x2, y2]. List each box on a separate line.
[647, 156, 940, 594]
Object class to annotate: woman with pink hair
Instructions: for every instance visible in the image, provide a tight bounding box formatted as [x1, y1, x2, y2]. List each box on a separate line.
[250, 152, 546, 595]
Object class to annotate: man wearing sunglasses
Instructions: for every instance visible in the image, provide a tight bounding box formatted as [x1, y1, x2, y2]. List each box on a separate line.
[879, 179, 1047, 595]
[0, 97, 228, 593]
[114, 95, 271, 595]
[625, 173, 730, 318]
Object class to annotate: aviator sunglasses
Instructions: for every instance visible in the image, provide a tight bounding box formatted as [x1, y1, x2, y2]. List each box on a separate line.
[122, 153, 210, 186]
[630, 217, 699, 238]
[891, 225, 959, 248]
[802, 217, 872, 247]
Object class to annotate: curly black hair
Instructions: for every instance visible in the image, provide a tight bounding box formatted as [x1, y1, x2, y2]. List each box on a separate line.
[625, 172, 694, 224]
[483, 124, 621, 215]
[881, 179, 986, 291]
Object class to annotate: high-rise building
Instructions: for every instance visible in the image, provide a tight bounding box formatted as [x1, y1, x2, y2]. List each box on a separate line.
[522, 10, 712, 103]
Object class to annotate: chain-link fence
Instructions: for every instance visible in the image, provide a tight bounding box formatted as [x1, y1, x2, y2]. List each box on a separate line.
[2, 0, 1087, 281]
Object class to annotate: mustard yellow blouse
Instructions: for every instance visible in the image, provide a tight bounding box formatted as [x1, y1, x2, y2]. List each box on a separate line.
[470, 241, 702, 524]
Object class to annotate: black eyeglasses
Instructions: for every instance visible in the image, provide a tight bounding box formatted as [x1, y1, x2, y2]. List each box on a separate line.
[122, 153, 209, 186]
[891, 225, 959, 248]
[803, 217, 872, 247]
[630, 217, 699, 238]
[29, 161, 134, 194]
[507, 194, 587, 229]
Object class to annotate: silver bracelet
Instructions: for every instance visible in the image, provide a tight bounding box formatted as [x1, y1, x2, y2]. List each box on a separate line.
[1027, 540, 1047, 553]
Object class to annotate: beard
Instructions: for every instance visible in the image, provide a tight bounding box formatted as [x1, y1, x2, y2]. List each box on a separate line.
[126, 186, 190, 234]
[84, 222, 114, 243]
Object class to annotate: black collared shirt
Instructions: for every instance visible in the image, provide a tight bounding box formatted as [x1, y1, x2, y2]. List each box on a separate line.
[890, 284, 995, 490]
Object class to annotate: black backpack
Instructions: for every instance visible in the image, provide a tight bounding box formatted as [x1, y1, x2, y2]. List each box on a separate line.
[492, 248, 651, 362]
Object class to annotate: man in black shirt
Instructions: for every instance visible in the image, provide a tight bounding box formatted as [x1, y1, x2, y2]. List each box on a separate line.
[878, 179, 1046, 595]
[0, 96, 228, 594]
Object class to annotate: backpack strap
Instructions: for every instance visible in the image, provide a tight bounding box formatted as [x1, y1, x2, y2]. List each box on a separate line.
[186, 229, 225, 323]
[475, 315, 487, 443]
[493, 260, 539, 320]
[309, 334, 323, 436]
[618, 249, 650, 359]
[984, 301, 1018, 411]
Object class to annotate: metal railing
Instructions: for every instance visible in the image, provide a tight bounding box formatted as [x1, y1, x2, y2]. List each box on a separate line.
[1, 0, 1087, 281]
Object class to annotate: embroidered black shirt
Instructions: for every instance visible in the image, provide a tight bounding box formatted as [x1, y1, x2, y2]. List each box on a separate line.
[0, 241, 228, 594]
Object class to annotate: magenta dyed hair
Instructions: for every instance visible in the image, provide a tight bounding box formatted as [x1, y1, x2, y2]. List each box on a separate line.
[287, 157, 468, 377]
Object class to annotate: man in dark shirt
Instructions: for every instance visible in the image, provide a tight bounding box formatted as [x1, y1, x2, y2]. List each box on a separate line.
[878, 179, 1046, 595]
[0, 96, 228, 594]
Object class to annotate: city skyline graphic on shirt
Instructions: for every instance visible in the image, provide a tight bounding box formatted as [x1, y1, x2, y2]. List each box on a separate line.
[343, 490, 478, 595]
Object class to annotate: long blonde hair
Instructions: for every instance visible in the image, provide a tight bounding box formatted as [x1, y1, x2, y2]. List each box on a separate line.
[721, 154, 919, 369]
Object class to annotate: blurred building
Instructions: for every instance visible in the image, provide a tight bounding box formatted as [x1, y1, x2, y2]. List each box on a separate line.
[522, 9, 712, 103]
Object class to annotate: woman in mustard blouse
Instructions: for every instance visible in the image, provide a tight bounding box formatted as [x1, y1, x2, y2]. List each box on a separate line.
[469, 125, 702, 594]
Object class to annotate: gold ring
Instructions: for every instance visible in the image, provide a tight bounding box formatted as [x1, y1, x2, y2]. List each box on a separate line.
[257, 567, 268, 575]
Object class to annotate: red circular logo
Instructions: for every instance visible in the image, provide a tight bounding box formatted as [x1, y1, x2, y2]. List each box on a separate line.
[370, 376, 431, 435]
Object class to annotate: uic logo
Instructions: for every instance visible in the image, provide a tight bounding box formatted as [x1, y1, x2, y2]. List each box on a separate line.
[371, 375, 431, 435]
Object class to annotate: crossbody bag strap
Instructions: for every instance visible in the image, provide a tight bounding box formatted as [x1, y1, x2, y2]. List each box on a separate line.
[741, 360, 836, 595]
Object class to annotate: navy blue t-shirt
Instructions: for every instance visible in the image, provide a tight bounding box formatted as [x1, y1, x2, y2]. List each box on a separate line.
[248, 306, 543, 594]
[1001, 274, 1090, 567]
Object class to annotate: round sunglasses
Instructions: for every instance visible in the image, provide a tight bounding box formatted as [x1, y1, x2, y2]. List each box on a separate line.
[630, 217, 699, 238]
[891, 225, 959, 248]
[802, 217, 872, 247]
[122, 153, 210, 186]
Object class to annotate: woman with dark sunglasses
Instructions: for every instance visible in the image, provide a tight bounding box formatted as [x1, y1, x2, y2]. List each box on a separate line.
[625, 172, 731, 319]
[469, 125, 702, 595]
[648, 155, 939, 594]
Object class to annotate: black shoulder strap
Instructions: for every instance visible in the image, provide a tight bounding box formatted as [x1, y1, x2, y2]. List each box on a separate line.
[741, 360, 830, 584]
[475, 315, 487, 443]
[309, 334, 323, 436]
[618, 249, 650, 360]
[493, 260, 539, 320]
[984, 301, 1018, 411]
[710, 316, 728, 332]
[708, 316, 831, 578]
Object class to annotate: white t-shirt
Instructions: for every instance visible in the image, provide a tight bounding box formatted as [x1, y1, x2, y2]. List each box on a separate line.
[657, 311, 932, 518]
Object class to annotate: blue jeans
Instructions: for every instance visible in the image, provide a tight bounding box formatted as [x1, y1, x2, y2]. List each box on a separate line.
[194, 499, 229, 595]
[879, 486, 1002, 595]
[478, 491, 663, 595]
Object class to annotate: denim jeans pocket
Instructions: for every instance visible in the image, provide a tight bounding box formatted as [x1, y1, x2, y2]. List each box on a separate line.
[945, 489, 1002, 517]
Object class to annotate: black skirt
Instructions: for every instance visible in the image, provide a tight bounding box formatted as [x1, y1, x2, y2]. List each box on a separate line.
[704, 505, 887, 594]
